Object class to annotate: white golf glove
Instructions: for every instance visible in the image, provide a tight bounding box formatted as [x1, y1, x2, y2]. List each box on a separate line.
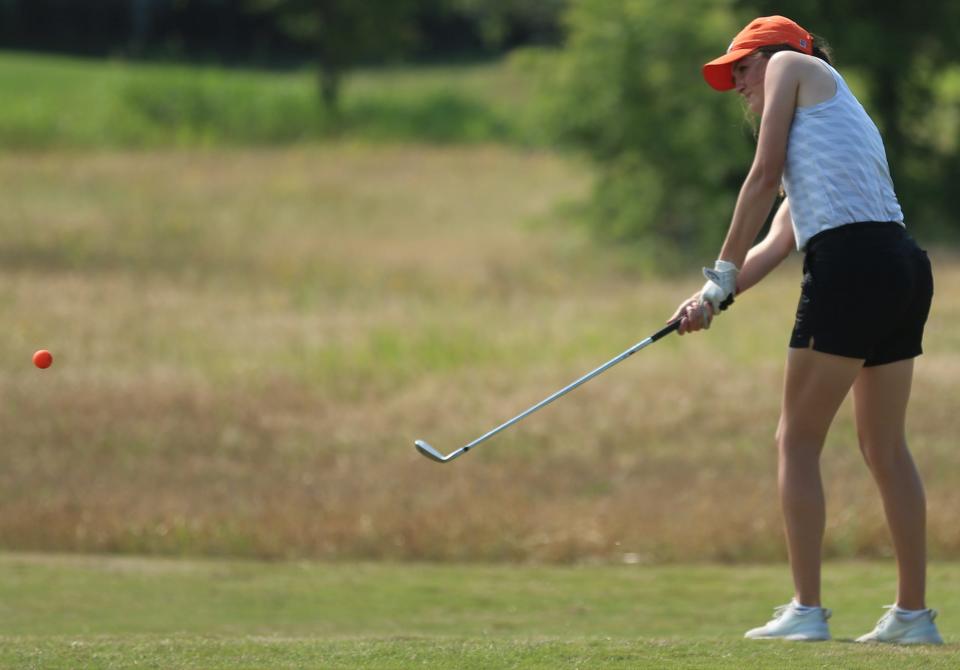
[699, 260, 739, 314]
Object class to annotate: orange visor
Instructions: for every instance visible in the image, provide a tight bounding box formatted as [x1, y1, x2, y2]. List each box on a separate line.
[703, 15, 813, 91]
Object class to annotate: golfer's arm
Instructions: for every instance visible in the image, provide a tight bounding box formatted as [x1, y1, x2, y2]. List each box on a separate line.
[736, 197, 795, 295]
[719, 170, 782, 269]
[718, 52, 798, 268]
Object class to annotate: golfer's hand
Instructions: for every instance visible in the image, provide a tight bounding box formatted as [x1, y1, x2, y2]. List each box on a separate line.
[669, 295, 715, 335]
[700, 260, 738, 313]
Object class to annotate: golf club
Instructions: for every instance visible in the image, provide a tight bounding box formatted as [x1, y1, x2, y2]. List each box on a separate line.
[414, 318, 681, 463]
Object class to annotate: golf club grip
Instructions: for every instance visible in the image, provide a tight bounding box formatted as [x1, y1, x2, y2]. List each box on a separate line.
[651, 319, 681, 342]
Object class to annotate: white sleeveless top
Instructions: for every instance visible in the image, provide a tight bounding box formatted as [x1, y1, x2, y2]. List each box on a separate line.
[782, 62, 904, 251]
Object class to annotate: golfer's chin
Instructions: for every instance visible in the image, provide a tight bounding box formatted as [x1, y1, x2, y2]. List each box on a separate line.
[738, 92, 762, 117]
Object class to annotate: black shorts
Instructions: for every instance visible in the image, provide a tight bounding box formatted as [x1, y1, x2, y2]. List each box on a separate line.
[789, 221, 933, 367]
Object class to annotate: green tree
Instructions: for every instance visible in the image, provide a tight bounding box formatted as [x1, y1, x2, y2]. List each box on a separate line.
[541, 0, 754, 265]
[248, 0, 424, 112]
[449, 0, 567, 48]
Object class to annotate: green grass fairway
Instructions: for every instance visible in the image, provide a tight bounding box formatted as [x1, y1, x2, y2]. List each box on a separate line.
[0, 554, 956, 669]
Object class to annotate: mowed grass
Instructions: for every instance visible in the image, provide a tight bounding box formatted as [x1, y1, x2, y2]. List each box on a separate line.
[2, 144, 960, 563]
[0, 553, 958, 669]
[0, 51, 534, 147]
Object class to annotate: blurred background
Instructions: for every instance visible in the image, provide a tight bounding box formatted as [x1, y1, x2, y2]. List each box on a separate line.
[2, 0, 959, 564]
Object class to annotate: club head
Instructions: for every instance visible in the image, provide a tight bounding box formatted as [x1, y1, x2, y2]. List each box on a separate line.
[414, 439, 452, 463]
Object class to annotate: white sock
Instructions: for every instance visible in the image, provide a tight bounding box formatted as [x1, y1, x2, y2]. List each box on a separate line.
[894, 606, 929, 620]
[792, 599, 819, 612]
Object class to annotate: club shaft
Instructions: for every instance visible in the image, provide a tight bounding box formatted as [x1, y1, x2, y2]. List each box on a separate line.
[447, 320, 679, 459]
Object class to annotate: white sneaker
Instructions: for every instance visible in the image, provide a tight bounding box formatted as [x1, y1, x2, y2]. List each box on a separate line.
[855, 606, 944, 645]
[744, 600, 832, 641]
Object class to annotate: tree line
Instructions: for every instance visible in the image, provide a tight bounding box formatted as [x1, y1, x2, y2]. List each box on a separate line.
[0, 1, 563, 66]
[0, 1, 564, 113]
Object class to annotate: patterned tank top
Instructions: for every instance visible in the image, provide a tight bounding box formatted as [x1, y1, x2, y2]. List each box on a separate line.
[782, 62, 904, 251]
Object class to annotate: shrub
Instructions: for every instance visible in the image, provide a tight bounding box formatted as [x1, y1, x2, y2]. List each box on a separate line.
[538, 0, 757, 266]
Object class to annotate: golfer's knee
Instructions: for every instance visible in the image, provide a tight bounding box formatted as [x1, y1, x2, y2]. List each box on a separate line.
[858, 434, 905, 474]
[777, 426, 823, 465]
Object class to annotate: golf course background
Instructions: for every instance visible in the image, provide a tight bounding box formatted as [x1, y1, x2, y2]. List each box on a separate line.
[3, 3, 960, 667]
[3, 54, 958, 563]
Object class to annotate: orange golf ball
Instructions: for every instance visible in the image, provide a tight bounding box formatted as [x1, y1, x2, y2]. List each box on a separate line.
[33, 349, 53, 369]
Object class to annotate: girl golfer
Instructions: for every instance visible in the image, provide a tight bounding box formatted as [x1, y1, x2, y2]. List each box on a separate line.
[671, 15, 941, 644]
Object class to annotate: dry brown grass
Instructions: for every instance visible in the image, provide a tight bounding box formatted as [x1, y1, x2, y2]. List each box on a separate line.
[2, 145, 958, 563]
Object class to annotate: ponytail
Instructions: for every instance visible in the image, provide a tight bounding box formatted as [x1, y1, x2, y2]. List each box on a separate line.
[756, 33, 833, 65]
[810, 34, 833, 65]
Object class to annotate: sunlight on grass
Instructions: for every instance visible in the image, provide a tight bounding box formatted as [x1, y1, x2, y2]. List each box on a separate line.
[0, 52, 535, 147]
[0, 555, 957, 668]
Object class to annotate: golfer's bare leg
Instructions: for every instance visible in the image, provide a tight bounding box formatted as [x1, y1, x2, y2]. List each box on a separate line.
[778, 348, 863, 606]
[853, 358, 927, 610]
